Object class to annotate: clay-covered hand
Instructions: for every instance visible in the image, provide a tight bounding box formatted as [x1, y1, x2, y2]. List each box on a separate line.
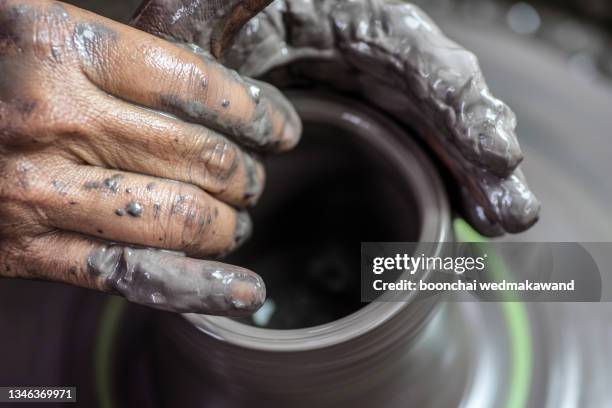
[219, 0, 541, 236]
[0, 0, 301, 315]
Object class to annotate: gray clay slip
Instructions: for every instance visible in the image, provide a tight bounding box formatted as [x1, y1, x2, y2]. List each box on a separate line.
[87, 244, 265, 316]
[126, 201, 144, 217]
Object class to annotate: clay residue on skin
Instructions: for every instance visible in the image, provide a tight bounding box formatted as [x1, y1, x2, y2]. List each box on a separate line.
[72, 20, 119, 66]
[155, 44, 297, 151]
[152, 202, 161, 218]
[126, 201, 144, 217]
[83, 174, 123, 193]
[87, 244, 265, 315]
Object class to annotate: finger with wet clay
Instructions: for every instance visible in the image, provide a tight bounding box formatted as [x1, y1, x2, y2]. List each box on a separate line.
[466, 167, 540, 235]
[68, 92, 265, 207]
[61, 3, 300, 151]
[20, 162, 252, 258]
[0, 232, 265, 315]
[423, 125, 540, 236]
[362, 2, 524, 177]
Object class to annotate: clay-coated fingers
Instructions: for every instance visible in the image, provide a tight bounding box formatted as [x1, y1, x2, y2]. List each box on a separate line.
[31, 163, 252, 258]
[461, 167, 540, 237]
[459, 187, 504, 237]
[63, 4, 301, 151]
[305, 1, 522, 176]
[360, 2, 524, 178]
[321, 2, 538, 233]
[71, 93, 265, 207]
[418, 122, 539, 236]
[0, 232, 265, 316]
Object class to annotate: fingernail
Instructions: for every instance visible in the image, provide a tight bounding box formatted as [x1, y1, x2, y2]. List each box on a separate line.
[207, 266, 266, 316]
[234, 211, 253, 249]
[243, 153, 263, 205]
[92, 246, 267, 316]
[226, 273, 266, 313]
[282, 117, 303, 150]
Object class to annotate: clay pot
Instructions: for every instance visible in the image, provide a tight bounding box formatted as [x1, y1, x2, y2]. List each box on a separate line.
[153, 91, 455, 407]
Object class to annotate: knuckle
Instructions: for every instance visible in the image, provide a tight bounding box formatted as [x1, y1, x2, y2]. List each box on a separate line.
[167, 186, 214, 252]
[0, 156, 50, 226]
[0, 1, 71, 55]
[183, 62, 209, 94]
[194, 132, 241, 191]
[71, 20, 118, 69]
[0, 1, 35, 45]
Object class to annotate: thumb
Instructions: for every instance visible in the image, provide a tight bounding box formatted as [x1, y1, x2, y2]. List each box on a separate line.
[131, 0, 273, 58]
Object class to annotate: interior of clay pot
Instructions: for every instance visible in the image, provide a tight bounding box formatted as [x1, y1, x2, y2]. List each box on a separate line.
[226, 94, 423, 330]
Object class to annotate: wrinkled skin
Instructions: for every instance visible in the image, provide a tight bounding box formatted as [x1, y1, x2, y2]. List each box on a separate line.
[134, 0, 540, 236]
[0, 0, 301, 316]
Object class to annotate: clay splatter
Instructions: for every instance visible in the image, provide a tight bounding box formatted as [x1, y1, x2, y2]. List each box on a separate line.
[86, 245, 265, 315]
[126, 202, 144, 217]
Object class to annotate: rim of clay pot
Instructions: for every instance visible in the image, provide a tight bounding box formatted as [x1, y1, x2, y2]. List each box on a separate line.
[183, 91, 452, 352]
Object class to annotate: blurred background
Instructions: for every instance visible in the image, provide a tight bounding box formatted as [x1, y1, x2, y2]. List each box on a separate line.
[1, 0, 611, 407]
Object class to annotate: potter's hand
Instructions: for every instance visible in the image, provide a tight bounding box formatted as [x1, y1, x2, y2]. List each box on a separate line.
[220, 0, 540, 236]
[0, 0, 301, 315]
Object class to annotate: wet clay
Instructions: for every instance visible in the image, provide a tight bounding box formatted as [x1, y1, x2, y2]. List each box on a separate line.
[87, 244, 265, 316]
[133, 0, 540, 235]
[126, 201, 144, 217]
